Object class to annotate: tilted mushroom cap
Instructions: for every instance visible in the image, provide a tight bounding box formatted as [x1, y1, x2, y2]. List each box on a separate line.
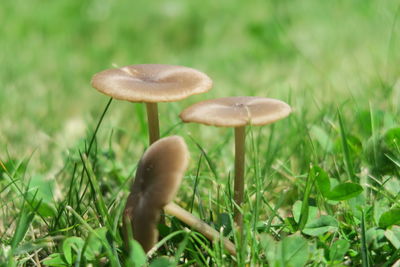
[180, 96, 292, 127]
[123, 136, 189, 252]
[91, 64, 212, 103]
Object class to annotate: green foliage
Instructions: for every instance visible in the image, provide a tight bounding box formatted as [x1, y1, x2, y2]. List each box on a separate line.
[150, 257, 175, 267]
[327, 183, 363, 201]
[302, 216, 338, 237]
[126, 239, 147, 267]
[365, 127, 400, 175]
[385, 226, 400, 249]
[26, 175, 56, 217]
[293, 201, 339, 236]
[379, 208, 400, 228]
[261, 234, 309, 267]
[338, 110, 357, 182]
[62, 237, 84, 264]
[1, 0, 400, 265]
[42, 253, 67, 266]
[366, 227, 385, 249]
[329, 239, 350, 262]
[312, 166, 363, 201]
[10, 205, 35, 251]
[298, 170, 314, 230]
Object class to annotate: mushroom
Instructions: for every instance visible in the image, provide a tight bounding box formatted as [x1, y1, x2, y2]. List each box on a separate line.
[123, 136, 236, 255]
[179, 96, 291, 228]
[91, 64, 212, 144]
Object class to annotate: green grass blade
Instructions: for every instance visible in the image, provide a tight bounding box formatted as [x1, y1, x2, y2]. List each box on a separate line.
[80, 154, 113, 232]
[188, 136, 219, 181]
[189, 154, 202, 213]
[337, 109, 357, 182]
[10, 207, 34, 251]
[298, 167, 314, 230]
[360, 209, 369, 267]
[86, 97, 113, 156]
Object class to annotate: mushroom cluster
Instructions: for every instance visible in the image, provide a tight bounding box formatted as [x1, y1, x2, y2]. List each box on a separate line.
[91, 64, 291, 255]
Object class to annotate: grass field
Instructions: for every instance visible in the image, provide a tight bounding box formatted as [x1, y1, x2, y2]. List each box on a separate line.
[1, 0, 400, 266]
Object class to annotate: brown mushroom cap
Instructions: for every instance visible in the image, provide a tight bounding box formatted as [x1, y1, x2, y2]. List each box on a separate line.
[180, 96, 291, 127]
[91, 64, 212, 103]
[123, 136, 189, 252]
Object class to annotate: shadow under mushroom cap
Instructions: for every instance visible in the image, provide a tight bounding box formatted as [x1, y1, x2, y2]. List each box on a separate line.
[180, 96, 292, 127]
[91, 64, 212, 103]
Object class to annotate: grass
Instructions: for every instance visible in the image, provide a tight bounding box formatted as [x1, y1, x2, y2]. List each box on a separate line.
[1, 0, 400, 265]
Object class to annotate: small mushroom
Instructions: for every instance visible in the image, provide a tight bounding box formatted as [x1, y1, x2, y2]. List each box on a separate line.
[179, 96, 291, 228]
[123, 136, 236, 255]
[91, 64, 212, 144]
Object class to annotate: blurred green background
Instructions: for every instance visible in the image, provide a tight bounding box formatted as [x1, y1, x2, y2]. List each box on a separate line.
[1, 0, 399, 174]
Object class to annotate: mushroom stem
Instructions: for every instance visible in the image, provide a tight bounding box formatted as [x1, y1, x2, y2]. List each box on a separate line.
[164, 202, 236, 255]
[234, 126, 246, 228]
[146, 102, 160, 144]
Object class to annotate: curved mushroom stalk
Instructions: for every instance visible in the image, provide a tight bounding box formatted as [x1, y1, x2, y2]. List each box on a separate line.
[91, 64, 213, 144]
[180, 96, 292, 229]
[123, 136, 236, 255]
[164, 202, 236, 255]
